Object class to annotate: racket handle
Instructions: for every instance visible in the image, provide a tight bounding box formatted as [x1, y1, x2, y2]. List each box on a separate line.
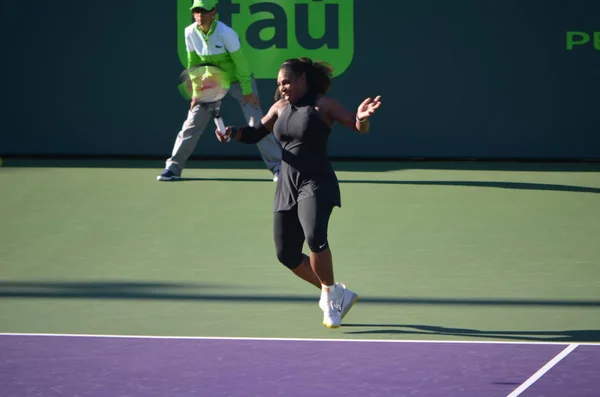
[214, 116, 229, 142]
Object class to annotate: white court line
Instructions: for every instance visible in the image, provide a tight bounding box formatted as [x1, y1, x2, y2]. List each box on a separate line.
[0, 332, 599, 346]
[506, 343, 579, 397]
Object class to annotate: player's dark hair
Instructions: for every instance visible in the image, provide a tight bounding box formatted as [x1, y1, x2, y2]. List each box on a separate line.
[275, 57, 334, 100]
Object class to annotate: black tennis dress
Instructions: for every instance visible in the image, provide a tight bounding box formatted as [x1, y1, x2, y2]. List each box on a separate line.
[271, 91, 341, 212]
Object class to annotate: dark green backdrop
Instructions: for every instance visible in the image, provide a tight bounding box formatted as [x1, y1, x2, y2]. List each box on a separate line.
[1, 0, 598, 159]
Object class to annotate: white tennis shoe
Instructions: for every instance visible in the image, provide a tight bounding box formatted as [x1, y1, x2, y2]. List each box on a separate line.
[320, 298, 342, 328]
[336, 283, 359, 319]
[319, 283, 359, 328]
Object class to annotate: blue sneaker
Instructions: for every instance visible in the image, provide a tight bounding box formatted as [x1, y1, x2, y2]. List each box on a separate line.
[156, 169, 180, 181]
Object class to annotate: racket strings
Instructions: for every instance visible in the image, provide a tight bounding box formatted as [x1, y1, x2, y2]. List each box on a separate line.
[180, 64, 230, 103]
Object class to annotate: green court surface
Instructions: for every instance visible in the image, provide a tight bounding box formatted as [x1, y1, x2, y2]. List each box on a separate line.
[1, 159, 599, 342]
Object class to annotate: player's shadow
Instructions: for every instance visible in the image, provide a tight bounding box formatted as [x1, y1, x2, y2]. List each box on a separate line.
[4, 156, 599, 174]
[170, 149, 600, 193]
[342, 324, 600, 342]
[173, 177, 600, 194]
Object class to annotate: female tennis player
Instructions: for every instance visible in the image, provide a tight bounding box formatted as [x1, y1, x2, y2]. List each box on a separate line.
[216, 57, 381, 328]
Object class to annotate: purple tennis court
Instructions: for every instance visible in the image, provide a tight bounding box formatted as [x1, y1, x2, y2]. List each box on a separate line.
[1, 334, 598, 397]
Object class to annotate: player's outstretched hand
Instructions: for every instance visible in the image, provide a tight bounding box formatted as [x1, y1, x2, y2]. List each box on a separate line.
[356, 95, 382, 120]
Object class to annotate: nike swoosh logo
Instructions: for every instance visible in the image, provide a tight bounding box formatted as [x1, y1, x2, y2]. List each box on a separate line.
[215, 45, 223, 48]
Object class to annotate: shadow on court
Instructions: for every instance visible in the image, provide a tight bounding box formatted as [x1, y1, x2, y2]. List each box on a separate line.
[341, 323, 600, 343]
[4, 158, 599, 194]
[172, 177, 600, 194]
[1, 281, 599, 308]
[0, 281, 248, 298]
[2, 157, 599, 173]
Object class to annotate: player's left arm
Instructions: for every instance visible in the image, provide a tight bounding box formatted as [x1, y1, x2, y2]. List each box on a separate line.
[320, 96, 382, 134]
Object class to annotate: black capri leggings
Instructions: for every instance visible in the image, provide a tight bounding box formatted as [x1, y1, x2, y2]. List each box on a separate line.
[274, 195, 334, 270]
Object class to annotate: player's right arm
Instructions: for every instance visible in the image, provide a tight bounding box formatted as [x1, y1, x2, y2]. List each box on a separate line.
[216, 99, 286, 143]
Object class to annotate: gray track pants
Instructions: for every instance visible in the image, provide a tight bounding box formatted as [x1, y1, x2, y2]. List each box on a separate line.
[164, 79, 282, 175]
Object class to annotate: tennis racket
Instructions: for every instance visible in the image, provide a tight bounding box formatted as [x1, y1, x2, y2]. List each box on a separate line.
[178, 62, 230, 140]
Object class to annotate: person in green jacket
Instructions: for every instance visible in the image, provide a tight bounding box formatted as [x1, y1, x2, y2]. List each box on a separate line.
[157, 0, 282, 182]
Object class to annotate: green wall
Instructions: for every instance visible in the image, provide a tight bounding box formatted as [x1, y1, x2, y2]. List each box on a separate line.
[1, 0, 598, 159]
